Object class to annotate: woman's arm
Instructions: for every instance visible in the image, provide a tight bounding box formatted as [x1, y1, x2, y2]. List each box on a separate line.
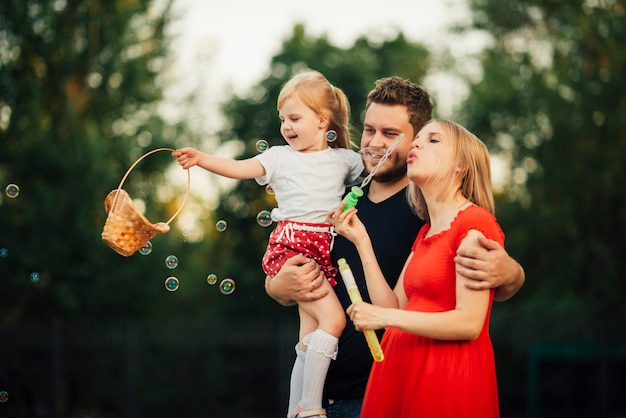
[334, 208, 399, 308]
[348, 229, 491, 340]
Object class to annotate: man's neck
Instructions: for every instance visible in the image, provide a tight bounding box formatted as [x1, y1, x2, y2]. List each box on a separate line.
[367, 176, 410, 203]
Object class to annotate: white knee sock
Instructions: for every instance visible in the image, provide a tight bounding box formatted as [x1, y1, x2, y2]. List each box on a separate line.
[300, 329, 338, 410]
[287, 343, 306, 417]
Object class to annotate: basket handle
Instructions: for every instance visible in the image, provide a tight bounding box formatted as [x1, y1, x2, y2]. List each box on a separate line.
[109, 147, 190, 225]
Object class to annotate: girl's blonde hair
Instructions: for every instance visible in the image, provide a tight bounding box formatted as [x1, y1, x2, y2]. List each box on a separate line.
[277, 69, 352, 149]
[407, 119, 495, 222]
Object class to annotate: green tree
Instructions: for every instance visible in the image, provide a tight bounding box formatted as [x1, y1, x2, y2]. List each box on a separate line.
[208, 24, 432, 319]
[458, 1, 626, 414]
[461, 0, 626, 339]
[0, 0, 191, 322]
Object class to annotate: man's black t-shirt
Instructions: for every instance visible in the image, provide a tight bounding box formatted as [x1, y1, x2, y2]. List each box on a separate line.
[324, 185, 425, 400]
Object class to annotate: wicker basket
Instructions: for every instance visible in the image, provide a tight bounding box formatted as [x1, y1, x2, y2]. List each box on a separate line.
[102, 148, 190, 256]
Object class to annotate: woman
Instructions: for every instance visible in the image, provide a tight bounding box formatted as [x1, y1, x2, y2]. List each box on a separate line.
[332, 119, 502, 417]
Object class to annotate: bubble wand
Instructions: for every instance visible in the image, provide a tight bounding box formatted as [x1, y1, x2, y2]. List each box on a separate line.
[337, 258, 384, 362]
[342, 134, 405, 211]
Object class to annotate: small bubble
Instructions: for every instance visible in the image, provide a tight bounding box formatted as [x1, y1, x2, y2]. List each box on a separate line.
[138, 241, 153, 255]
[164, 276, 179, 292]
[255, 139, 269, 152]
[215, 220, 227, 232]
[5, 184, 19, 198]
[0, 390, 7, 402]
[265, 185, 275, 195]
[206, 273, 218, 285]
[256, 210, 273, 227]
[165, 255, 179, 269]
[182, 227, 192, 237]
[30, 272, 40, 283]
[0, 248, 8, 258]
[219, 278, 235, 295]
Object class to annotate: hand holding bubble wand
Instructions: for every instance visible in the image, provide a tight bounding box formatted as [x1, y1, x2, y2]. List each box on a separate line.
[337, 258, 384, 362]
[336, 137, 406, 361]
[342, 134, 405, 211]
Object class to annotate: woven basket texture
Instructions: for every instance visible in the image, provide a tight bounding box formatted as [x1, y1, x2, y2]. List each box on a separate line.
[102, 189, 170, 257]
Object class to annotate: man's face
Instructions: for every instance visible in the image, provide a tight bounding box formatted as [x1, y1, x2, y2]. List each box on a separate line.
[360, 102, 415, 183]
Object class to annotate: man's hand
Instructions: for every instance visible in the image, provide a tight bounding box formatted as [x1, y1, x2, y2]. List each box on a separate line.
[265, 254, 328, 306]
[455, 235, 524, 301]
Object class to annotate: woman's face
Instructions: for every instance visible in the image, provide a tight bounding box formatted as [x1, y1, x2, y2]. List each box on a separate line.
[406, 121, 454, 187]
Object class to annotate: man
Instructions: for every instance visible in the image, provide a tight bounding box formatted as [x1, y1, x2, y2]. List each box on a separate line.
[265, 76, 525, 418]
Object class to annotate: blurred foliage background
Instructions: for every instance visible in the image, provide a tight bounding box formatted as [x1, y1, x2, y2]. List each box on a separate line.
[1, 0, 625, 417]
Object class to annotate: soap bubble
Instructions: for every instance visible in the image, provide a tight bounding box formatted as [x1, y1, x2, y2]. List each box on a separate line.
[206, 273, 218, 285]
[219, 278, 235, 295]
[30, 272, 40, 283]
[255, 139, 269, 152]
[164, 276, 179, 292]
[165, 255, 179, 269]
[0, 248, 7, 258]
[216, 220, 227, 232]
[256, 210, 272, 227]
[138, 241, 153, 255]
[0, 390, 7, 402]
[182, 227, 192, 237]
[5, 184, 19, 198]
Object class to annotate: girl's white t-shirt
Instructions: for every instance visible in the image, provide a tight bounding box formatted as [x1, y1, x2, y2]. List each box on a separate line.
[254, 146, 363, 223]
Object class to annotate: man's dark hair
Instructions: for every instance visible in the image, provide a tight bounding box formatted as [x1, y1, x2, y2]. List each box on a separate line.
[366, 76, 434, 135]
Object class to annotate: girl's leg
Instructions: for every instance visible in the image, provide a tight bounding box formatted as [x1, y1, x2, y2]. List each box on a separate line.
[288, 306, 317, 418]
[300, 329, 338, 411]
[297, 279, 346, 412]
[287, 342, 306, 417]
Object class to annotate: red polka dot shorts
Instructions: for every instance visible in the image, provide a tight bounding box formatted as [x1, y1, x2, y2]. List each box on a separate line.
[262, 220, 338, 286]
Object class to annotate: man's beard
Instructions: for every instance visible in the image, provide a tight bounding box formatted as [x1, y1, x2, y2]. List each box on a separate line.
[369, 154, 407, 183]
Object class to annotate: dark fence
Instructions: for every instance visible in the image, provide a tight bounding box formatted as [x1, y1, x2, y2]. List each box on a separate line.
[525, 340, 626, 418]
[0, 318, 298, 418]
[2, 320, 626, 417]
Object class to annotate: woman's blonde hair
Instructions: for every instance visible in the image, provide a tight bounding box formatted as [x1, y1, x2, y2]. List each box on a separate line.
[407, 119, 494, 222]
[277, 69, 352, 149]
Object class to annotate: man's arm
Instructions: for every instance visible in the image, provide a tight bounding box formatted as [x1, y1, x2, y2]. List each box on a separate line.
[455, 235, 525, 302]
[264, 254, 328, 306]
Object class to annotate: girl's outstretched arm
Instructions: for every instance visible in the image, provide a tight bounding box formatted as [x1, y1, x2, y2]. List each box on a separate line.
[173, 147, 265, 179]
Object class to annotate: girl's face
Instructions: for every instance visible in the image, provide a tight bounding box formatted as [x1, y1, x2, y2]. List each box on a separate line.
[406, 121, 455, 186]
[278, 97, 327, 153]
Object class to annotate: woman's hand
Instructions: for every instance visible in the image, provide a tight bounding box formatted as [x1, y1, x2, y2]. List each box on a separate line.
[326, 204, 368, 244]
[347, 301, 388, 331]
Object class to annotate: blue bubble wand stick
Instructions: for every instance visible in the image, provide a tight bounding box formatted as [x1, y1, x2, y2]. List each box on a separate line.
[342, 134, 405, 211]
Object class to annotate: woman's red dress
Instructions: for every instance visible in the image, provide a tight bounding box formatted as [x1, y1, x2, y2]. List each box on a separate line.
[361, 205, 503, 418]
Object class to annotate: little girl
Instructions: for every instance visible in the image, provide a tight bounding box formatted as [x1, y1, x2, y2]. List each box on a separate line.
[173, 69, 363, 418]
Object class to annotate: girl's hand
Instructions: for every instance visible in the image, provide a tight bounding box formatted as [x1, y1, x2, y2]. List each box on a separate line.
[172, 147, 200, 170]
[347, 301, 387, 331]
